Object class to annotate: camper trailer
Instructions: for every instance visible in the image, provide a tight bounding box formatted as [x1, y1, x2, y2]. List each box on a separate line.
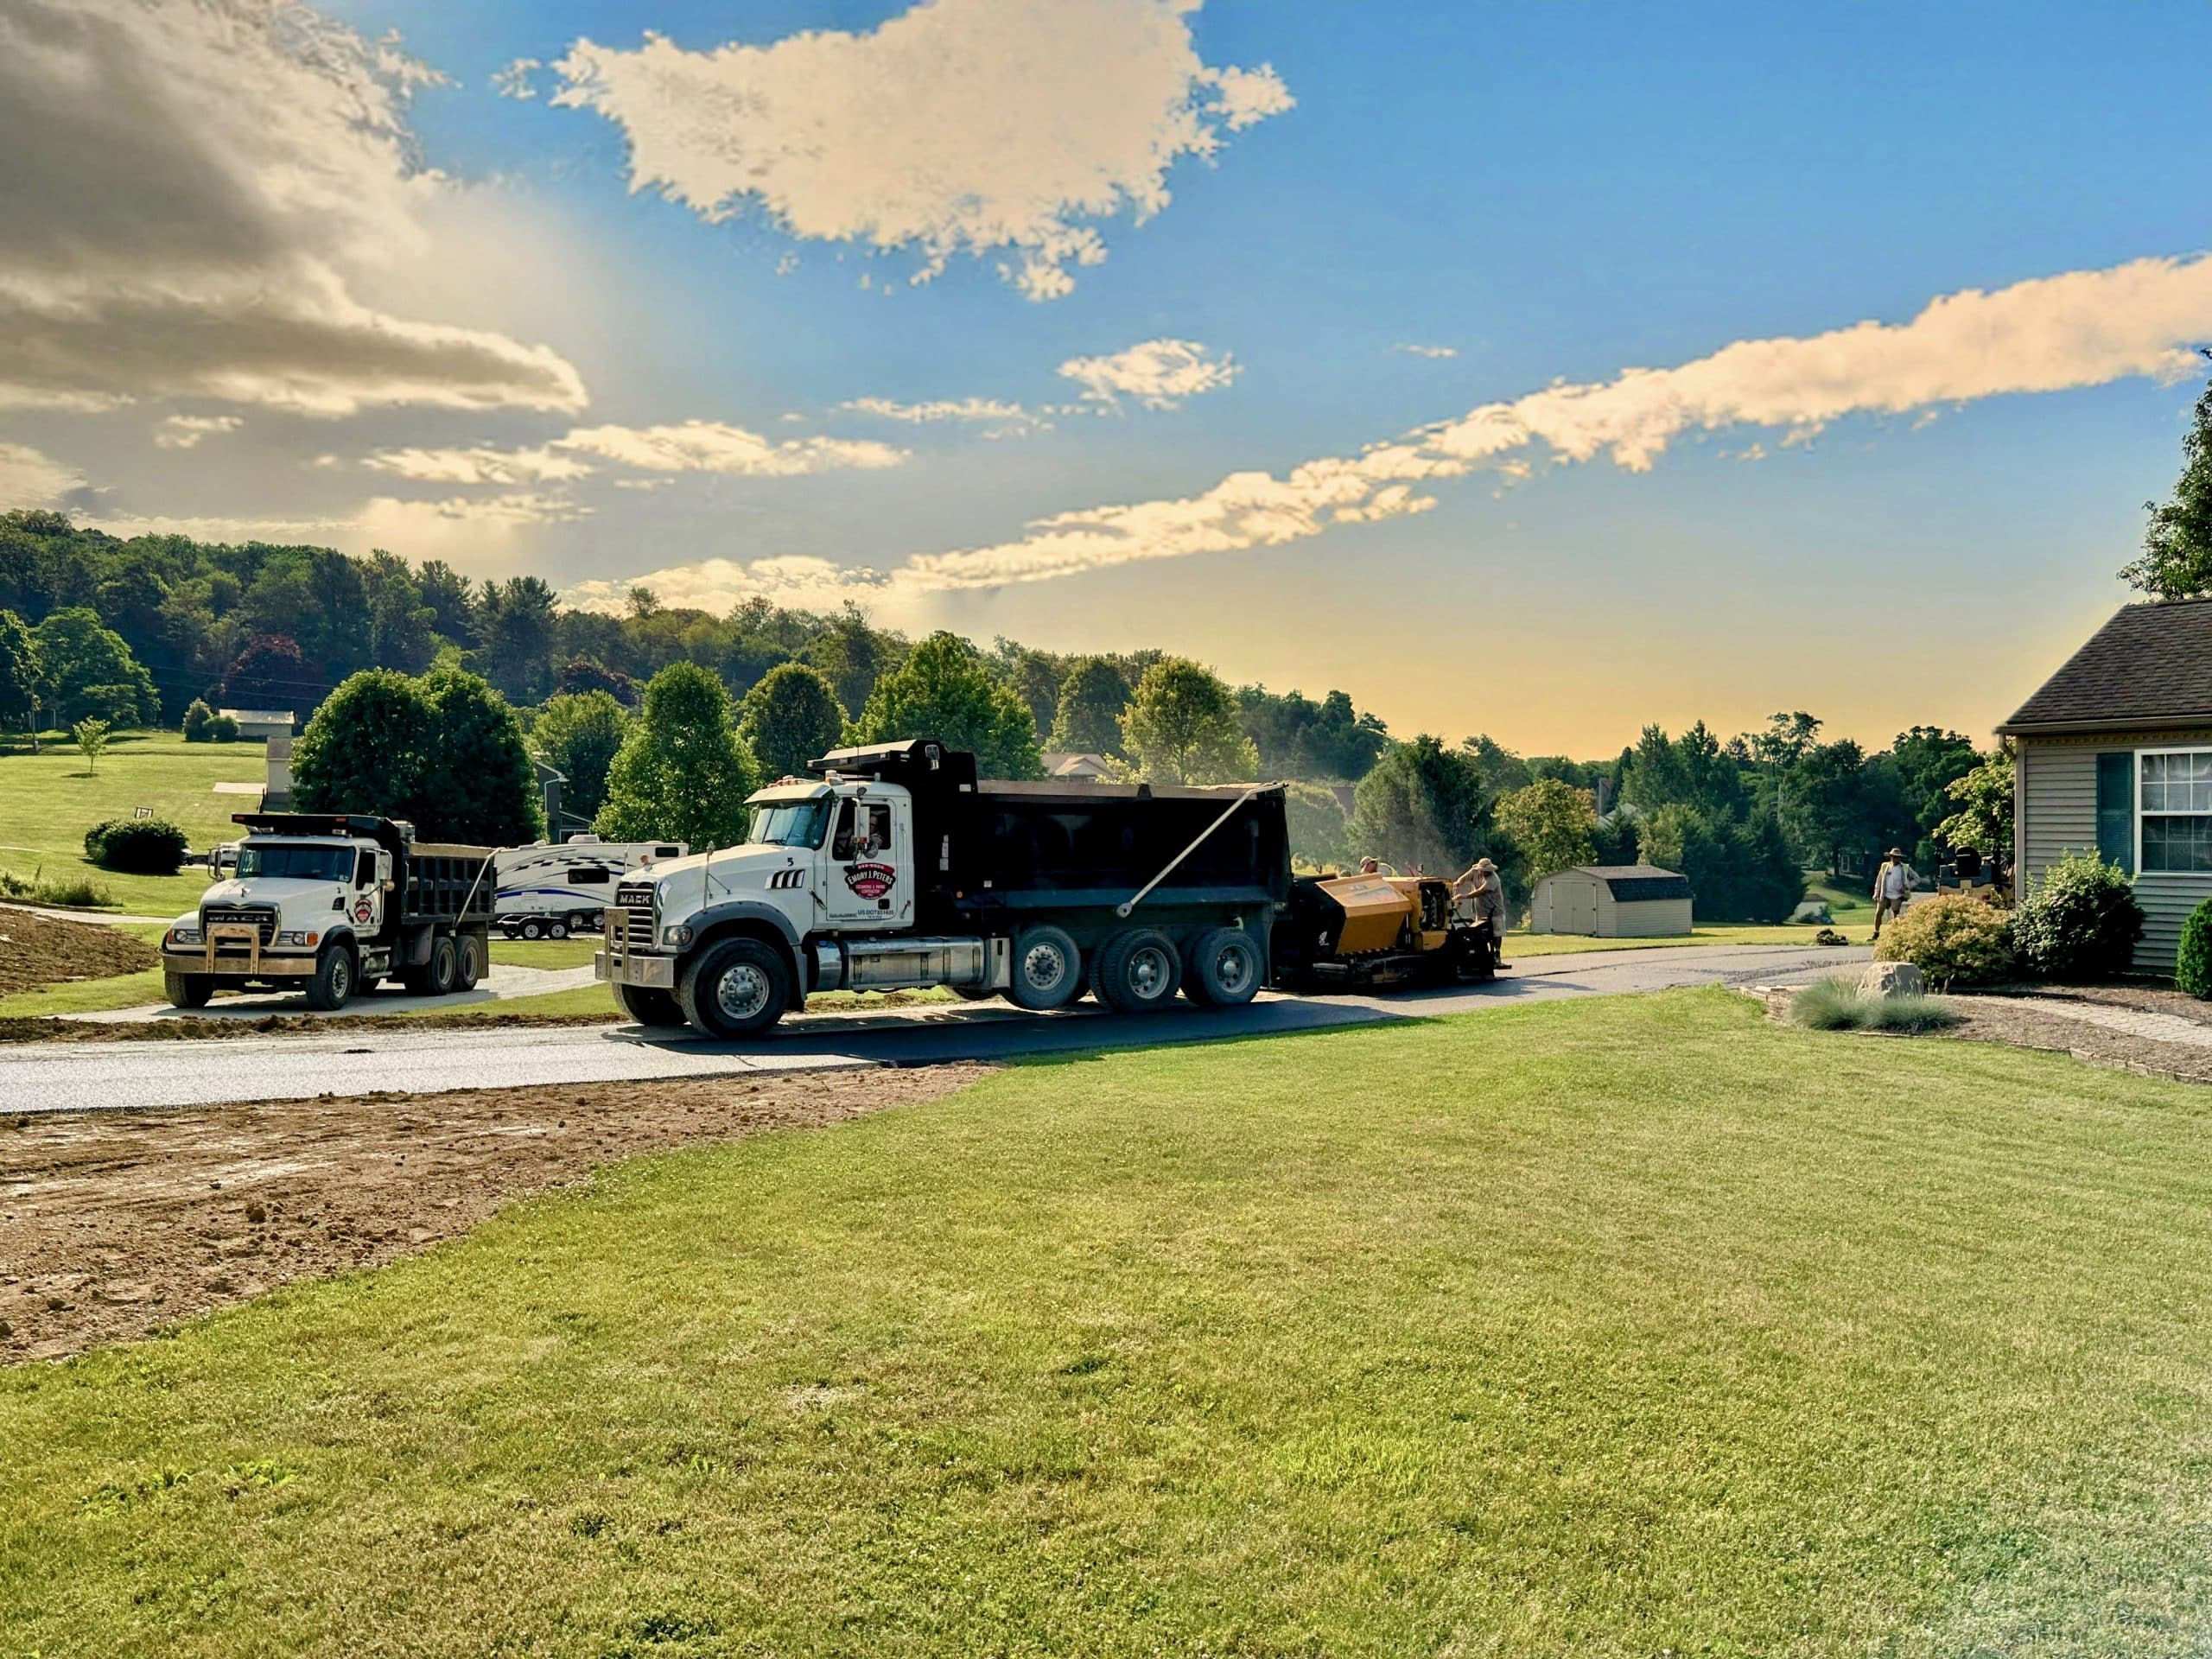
[494, 836, 685, 939]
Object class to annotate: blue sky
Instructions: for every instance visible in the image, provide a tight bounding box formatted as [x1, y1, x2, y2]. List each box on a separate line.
[9, 0, 2212, 753]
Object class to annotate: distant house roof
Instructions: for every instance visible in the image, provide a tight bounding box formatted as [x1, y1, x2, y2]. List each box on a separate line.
[219, 708, 294, 728]
[1999, 599, 2212, 734]
[1039, 751, 1115, 779]
[1569, 864, 1692, 902]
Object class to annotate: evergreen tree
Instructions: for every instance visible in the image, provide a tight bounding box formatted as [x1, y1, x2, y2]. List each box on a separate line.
[737, 663, 847, 780]
[847, 632, 1042, 779]
[1119, 658, 1260, 785]
[2123, 378, 2212, 598]
[1344, 736, 1490, 875]
[596, 663, 760, 849]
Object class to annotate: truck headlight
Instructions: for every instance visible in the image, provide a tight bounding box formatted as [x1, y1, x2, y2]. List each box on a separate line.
[662, 924, 694, 947]
[168, 927, 202, 947]
[277, 930, 308, 946]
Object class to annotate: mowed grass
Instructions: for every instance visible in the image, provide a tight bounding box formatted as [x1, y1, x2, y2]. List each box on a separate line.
[9, 993, 2212, 1656]
[1508, 920, 1868, 955]
[0, 733, 264, 915]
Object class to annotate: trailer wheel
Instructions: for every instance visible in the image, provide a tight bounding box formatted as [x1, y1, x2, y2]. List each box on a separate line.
[1096, 928, 1182, 1014]
[547, 918, 569, 939]
[305, 945, 356, 1012]
[1185, 927, 1262, 1009]
[455, 932, 486, 991]
[520, 918, 544, 941]
[612, 982, 688, 1027]
[681, 937, 791, 1038]
[164, 970, 213, 1010]
[1005, 925, 1082, 1011]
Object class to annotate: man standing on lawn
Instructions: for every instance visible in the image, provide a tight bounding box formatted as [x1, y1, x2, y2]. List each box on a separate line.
[1871, 848, 1920, 940]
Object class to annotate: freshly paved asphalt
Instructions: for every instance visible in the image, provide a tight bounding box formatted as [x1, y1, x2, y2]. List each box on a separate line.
[1, 941, 1869, 1116]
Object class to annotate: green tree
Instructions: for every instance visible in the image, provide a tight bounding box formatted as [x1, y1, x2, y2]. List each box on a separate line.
[1119, 658, 1260, 785]
[1046, 657, 1132, 753]
[72, 716, 109, 774]
[1494, 779, 1599, 885]
[532, 690, 630, 823]
[1888, 726, 1983, 858]
[847, 632, 1043, 779]
[0, 607, 36, 741]
[1637, 802, 1802, 923]
[292, 670, 440, 828]
[1345, 735, 1490, 875]
[1934, 745, 2016, 865]
[32, 607, 156, 727]
[1284, 781, 1352, 869]
[181, 697, 214, 742]
[2122, 378, 2212, 598]
[737, 663, 847, 781]
[596, 663, 760, 849]
[418, 666, 544, 845]
[801, 605, 902, 716]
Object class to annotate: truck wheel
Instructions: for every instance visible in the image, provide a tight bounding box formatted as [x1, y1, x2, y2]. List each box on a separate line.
[1096, 928, 1182, 1014]
[612, 982, 689, 1027]
[521, 918, 544, 941]
[164, 971, 213, 1010]
[423, 934, 460, 996]
[455, 932, 486, 991]
[1185, 927, 1262, 1009]
[682, 938, 791, 1038]
[1006, 925, 1082, 1011]
[305, 946, 356, 1012]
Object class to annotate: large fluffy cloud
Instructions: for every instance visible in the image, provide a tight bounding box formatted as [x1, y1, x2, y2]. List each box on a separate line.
[0, 442, 85, 507]
[540, 0, 1292, 300]
[0, 0, 586, 416]
[565, 253, 2212, 610]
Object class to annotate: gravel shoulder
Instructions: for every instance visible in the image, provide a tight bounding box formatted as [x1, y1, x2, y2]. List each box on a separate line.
[0, 1064, 989, 1363]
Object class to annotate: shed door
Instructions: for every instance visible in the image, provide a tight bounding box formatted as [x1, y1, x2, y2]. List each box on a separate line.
[1562, 879, 1599, 933]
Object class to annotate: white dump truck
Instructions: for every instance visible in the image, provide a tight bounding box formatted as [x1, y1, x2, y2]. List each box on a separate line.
[493, 835, 685, 940]
[595, 739, 1290, 1038]
[161, 812, 494, 1011]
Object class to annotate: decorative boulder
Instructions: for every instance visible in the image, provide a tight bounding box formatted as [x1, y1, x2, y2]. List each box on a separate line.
[1857, 961, 1926, 999]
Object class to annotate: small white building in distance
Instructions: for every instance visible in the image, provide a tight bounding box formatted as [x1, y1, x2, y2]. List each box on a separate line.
[1039, 752, 1116, 782]
[1530, 865, 1694, 937]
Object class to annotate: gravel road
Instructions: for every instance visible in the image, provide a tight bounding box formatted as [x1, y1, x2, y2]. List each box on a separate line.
[1, 941, 1869, 1115]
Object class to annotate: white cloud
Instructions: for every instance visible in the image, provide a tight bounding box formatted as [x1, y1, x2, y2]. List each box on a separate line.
[153, 415, 245, 450]
[1392, 342, 1458, 359]
[491, 59, 542, 99]
[1058, 338, 1239, 409]
[563, 252, 2212, 607]
[86, 493, 586, 570]
[0, 0, 585, 416]
[565, 556, 886, 613]
[539, 0, 1291, 301]
[362, 420, 906, 484]
[837, 396, 1033, 425]
[0, 442, 86, 506]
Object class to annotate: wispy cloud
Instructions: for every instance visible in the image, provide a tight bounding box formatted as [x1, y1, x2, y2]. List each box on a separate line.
[561, 253, 2212, 611]
[1391, 342, 1458, 359]
[836, 396, 1034, 426]
[153, 415, 245, 450]
[363, 420, 905, 484]
[536, 0, 1291, 301]
[1058, 338, 1239, 409]
[0, 441, 85, 506]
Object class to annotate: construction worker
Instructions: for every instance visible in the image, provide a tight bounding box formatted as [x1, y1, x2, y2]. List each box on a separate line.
[1357, 855, 1399, 876]
[1871, 847, 1920, 939]
[1454, 857, 1507, 965]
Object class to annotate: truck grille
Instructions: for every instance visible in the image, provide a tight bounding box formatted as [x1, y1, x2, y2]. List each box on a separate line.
[203, 906, 276, 947]
[613, 884, 656, 950]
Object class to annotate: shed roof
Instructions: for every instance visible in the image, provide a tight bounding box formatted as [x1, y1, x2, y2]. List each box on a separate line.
[1999, 599, 2212, 734]
[1560, 864, 1692, 902]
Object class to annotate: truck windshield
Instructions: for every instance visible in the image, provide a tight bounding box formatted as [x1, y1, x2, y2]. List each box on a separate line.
[236, 842, 353, 881]
[749, 798, 830, 849]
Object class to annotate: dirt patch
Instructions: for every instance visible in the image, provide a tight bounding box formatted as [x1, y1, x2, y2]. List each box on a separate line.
[0, 1009, 621, 1046]
[0, 1064, 989, 1363]
[0, 906, 155, 996]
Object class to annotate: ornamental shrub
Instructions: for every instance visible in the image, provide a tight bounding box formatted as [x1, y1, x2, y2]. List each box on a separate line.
[2177, 898, 2212, 998]
[207, 714, 240, 742]
[83, 817, 189, 875]
[181, 698, 214, 742]
[1872, 891, 2015, 988]
[1788, 975, 1959, 1033]
[2011, 851, 2145, 982]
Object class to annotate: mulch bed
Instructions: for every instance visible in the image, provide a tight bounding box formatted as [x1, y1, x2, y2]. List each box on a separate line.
[0, 906, 156, 997]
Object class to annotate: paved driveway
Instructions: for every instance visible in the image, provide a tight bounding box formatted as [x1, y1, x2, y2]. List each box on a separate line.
[1, 941, 1869, 1116]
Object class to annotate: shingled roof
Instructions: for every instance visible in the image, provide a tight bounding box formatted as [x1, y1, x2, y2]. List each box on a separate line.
[1999, 599, 2212, 734]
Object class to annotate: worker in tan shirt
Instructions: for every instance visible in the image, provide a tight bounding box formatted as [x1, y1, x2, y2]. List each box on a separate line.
[1453, 857, 1507, 964]
[1871, 848, 1920, 939]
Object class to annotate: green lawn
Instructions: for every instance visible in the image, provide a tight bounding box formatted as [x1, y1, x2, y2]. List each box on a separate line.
[8, 991, 2212, 1655]
[1508, 920, 1869, 956]
[0, 733, 267, 915]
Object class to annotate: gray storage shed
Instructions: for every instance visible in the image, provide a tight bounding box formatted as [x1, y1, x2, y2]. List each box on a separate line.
[1999, 597, 2212, 972]
[1530, 865, 1694, 937]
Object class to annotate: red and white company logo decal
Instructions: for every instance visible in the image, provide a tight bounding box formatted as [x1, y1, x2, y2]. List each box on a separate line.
[353, 897, 373, 924]
[844, 862, 895, 899]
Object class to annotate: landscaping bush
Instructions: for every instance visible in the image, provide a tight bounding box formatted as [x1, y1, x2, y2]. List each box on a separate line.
[1788, 976, 1959, 1033]
[1871, 892, 2015, 988]
[2178, 897, 2212, 999]
[81, 817, 189, 875]
[181, 698, 214, 742]
[207, 714, 241, 742]
[0, 868, 117, 908]
[2011, 851, 2145, 982]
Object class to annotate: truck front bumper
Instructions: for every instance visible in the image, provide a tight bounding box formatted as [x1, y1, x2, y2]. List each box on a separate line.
[161, 949, 316, 980]
[595, 950, 677, 990]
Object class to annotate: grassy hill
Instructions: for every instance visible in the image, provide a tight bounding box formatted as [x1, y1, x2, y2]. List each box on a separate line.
[0, 733, 270, 916]
[8, 992, 2211, 1656]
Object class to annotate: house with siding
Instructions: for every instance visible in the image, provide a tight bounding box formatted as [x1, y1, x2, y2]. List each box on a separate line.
[1998, 599, 2212, 971]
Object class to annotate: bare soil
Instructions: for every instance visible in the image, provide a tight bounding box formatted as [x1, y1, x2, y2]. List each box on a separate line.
[0, 1065, 990, 1363]
[0, 906, 156, 995]
[0, 1009, 620, 1045]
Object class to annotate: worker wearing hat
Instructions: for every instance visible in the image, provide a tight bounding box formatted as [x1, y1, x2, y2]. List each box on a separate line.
[1454, 856, 1507, 965]
[1871, 846, 1920, 940]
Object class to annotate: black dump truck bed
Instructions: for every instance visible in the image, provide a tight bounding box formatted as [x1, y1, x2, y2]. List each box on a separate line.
[230, 813, 494, 927]
[809, 741, 1290, 931]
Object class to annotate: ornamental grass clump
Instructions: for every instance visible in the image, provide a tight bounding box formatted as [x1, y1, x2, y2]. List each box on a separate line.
[1871, 891, 2014, 989]
[1788, 976, 1959, 1033]
[2010, 852, 2145, 982]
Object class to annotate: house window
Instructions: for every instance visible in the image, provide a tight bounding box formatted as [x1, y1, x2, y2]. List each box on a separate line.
[2096, 753, 2134, 873]
[2139, 749, 2212, 874]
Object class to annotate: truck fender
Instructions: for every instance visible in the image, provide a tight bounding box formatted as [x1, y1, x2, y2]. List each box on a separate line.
[684, 902, 805, 1003]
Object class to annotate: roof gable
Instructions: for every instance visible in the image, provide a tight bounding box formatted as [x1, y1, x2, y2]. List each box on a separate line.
[2001, 600, 2212, 733]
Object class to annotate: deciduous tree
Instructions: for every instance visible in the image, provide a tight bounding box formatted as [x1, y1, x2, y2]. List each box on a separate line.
[1046, 657, 1132, 754]
[1345, 736, 1489, 875]
[737, 663, 847, 781]
[1119, 658, 1259, 785]
[2123, 378, 2212, 598]
[847, 632, 1042, 779]
[596, 663, 760, 849]
[532, 690, 630, 823]
[1494, 779, 1599, 885]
